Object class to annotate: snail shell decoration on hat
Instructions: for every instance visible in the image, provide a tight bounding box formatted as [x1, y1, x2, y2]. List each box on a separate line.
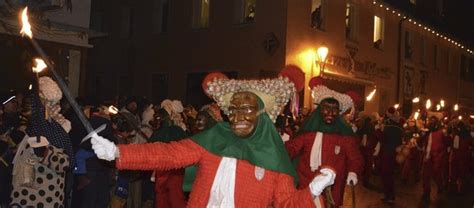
[203, 65, 305, 122]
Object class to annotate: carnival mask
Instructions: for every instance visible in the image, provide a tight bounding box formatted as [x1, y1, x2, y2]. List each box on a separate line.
[228, 92, 259, 138]
[320, 99, 340, 125]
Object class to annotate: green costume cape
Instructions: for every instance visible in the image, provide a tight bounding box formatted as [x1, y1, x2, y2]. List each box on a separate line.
[299, 101, 355, 136]
[184, 98, 297, 192]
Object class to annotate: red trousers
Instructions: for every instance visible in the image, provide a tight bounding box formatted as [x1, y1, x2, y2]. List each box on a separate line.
[154, 169, 186, 208]
[422, 152, 446, 194]
[449, 149, 471, 192]
[380, 152, 396, 197]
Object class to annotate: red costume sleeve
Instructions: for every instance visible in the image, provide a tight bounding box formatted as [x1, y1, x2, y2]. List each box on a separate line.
[343, 136, 364, 176]
[116, 139, 205, 170]
[285, 133, 313, 158]
[273, 173, 323, 208]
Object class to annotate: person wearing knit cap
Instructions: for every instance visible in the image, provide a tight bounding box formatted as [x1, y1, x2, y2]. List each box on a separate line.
[90, 66, 337, 207]
[420, 112, 449, 205]
[379, 107, 404, 203]
[285, 76, 363, 207]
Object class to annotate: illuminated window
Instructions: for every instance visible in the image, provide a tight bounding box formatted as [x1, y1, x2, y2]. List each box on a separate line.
[373, 16, 383, 49]
[234, 0, 256, 24]
[345, 3, 356, 40]
[192, 0, 210, 29]
[311, 0, 326, 30]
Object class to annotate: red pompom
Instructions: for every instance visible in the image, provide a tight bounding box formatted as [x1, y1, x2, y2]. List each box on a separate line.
[346, 90, 361, 106]
[202, 72, 228, 96]
[279, 65, 305, 92]
[309, 76, 324, 89]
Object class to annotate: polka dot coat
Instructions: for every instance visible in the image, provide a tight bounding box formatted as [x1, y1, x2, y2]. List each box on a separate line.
[10, 145, 69, 208]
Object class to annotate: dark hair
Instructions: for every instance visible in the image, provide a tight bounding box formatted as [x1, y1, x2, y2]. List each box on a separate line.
[113, 117, 133, 133]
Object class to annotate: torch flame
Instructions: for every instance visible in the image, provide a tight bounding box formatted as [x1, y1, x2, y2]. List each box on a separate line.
[108, 105, 119, 115]
[425, 99, 431, 110]
[440, 99, 445, 107]
[414, 112, 419, 120]
[436, 104, 441, 111]
[454, 104, 459, 111]
[366, 88, 376, 101]
[20, 7, 33, 38]
[458, 115, 462, 120]
[394, 104, 399, 109]
[28, 84, 32, 90]
[32, 58, 46, 73]
[412, 97, 420, 103]
[470, 115, 474, 119]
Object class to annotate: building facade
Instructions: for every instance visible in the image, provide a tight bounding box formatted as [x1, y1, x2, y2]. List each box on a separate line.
[86, 0, 474, 115]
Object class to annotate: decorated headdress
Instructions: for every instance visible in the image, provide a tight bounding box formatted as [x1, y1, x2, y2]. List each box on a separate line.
[38, 76, 62, 105]
[309, 76, 356, 113]
[203, 65, 305, 122]
[160, 99, 187, 131]
[427, 111, 444, 120]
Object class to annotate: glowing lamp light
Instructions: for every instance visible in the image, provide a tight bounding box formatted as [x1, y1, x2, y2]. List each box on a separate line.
[366, 88, 376, 101]
[108, 106, 119, 115]
[412, 97, 420, 103]
[317, 46, 329, 63]
[425, 99, 431, 110]
[454, 104, 459, 111]
[32, 58, 47, 73]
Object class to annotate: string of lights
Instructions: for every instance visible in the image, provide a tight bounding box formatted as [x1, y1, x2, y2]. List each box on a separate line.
[372, 0, 474, 55]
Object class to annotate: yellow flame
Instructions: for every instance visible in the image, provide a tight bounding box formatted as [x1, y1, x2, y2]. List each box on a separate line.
[20, 7, 33, 38]
[458, 115, 462, 120]
[414, 112, 419, 120]
[366, 88, 376, 101]
[440, 99, 445, 107]
[454, 104, 459, 111]
[108, 105, 119, 115]
[436, 104, 441, 111]
[412, 97, 420, 103]
[394, 104, 399, 109]
[28, 84, 32, 90]
[470, 115, 474, 119]
[425, 99, 431, 110]
[32, 58, 46, 73]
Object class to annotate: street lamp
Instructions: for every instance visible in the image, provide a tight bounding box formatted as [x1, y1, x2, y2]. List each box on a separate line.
[317, 46, 329, 77]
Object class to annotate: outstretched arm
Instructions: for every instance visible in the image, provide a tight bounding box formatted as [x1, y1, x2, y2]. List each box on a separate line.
[116, 139, 205, 171]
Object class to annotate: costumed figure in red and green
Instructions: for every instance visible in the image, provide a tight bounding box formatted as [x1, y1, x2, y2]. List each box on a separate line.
[285, 76, 364, 207]
[90, 66, 338, 207]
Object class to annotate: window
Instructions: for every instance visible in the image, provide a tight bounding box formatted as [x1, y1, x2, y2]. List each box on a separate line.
[345, 3, 356, 40]
[120, 6, 133, 38]
[311, 0, 326, 30]
[410, 0, 416, 5]
[434, 45, 439, 69]
[153, 0, 170, 33]
[373, 16, 383, 49]
[90, 0, 104, 32]
[234, 0, 256, 24]
[404, 31, 412, 59]
[192, 0, 210, 29]
[420, 38, 426, 64]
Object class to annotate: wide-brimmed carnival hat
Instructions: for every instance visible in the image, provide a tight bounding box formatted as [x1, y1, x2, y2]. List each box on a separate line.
[202, 65, 305, 122]
[309, 76, 360, 113]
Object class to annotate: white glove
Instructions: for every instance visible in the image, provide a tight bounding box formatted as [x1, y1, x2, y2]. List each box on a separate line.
[309, 168, 336, 197]
[346, 172, 358, 185]
[91, 134, 119, 161]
